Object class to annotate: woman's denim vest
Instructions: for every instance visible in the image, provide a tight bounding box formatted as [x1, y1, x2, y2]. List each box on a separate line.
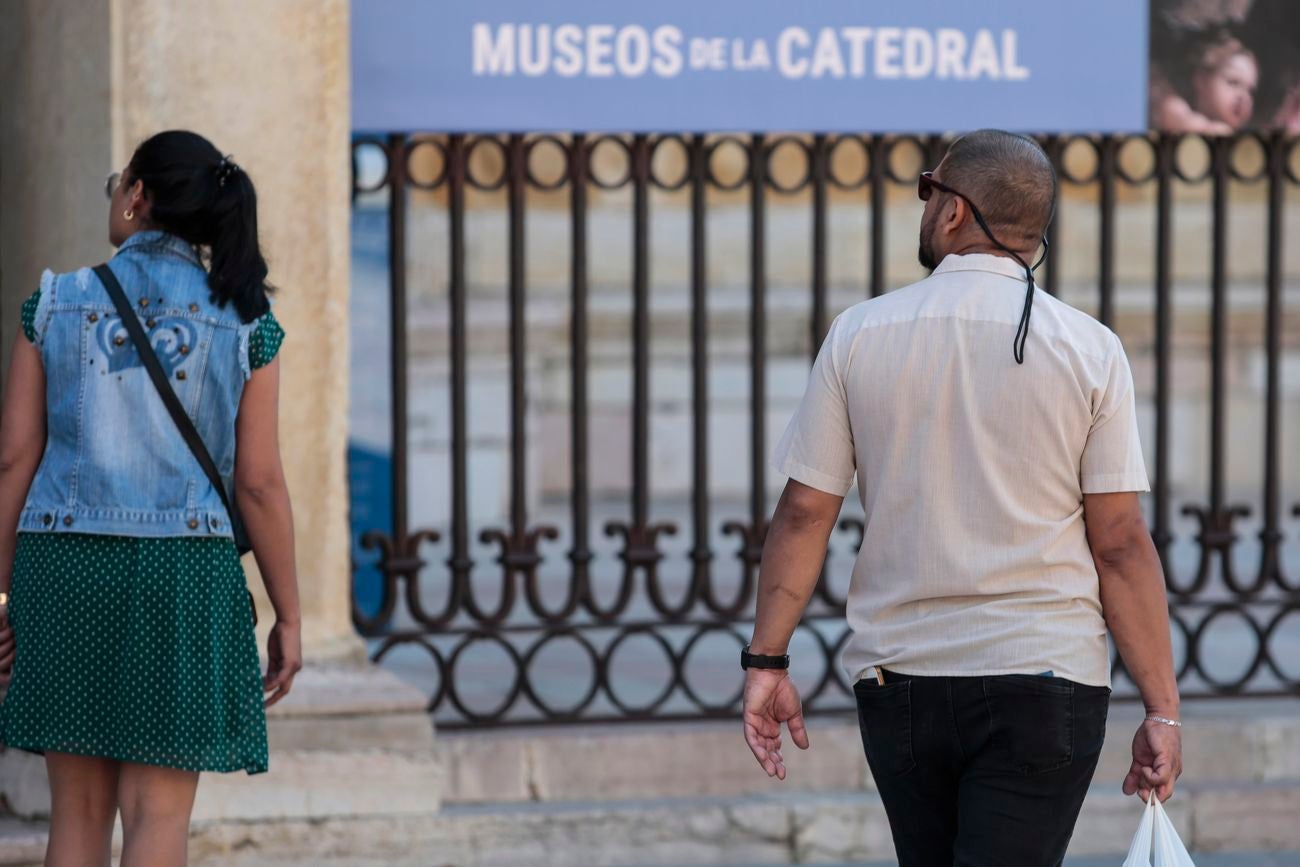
[19, 231, 260, 541]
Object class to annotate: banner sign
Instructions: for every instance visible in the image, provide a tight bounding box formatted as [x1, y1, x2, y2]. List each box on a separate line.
[352, 1, 1149, 133]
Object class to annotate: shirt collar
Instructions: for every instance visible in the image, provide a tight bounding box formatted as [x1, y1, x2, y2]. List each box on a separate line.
[931, 252, 1028, 283]
[116, 230, 202, 265]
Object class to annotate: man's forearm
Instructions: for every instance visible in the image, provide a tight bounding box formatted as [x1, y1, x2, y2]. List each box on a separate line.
[749, 507, 837, 655]
[1098, 538, 1180, 717]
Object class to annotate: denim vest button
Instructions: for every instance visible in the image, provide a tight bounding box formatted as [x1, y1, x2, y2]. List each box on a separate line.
[88, 313, 99, 323]
[189, 303, 200, 313]
[180, 345, 190, 355]
[209, 517, 220, 529]
[113, 335, 126, 347]
[139, 298, 149, 308]
[62, 515, 74, 527]
[176, 370, 187, 381]
[146, 318, 157, 329]
[42, 514, 53, 525]
[187, 519, 200, 530]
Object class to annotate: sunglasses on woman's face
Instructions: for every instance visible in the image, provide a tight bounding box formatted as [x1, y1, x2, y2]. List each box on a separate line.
[105, 172, 121, 200]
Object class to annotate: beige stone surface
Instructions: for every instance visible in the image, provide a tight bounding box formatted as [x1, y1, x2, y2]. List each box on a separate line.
[186, 800, 796, 867]
[436, 718, 869, 805]
[0, 750, 49, 821]
[433, 701, 1300, 808]
[1194, 783, 1300, 851]
[191, 748, 440, 822]
[1070, 789, 1194, 855]
[790, 795, 896, 863]
[525, 719, 868, 803]
[107, 0, 357, 661]
[0, 662, 439, 823]
[264, 662, 429, 719]
[0, 0, 114, 383]
[2, 781, 1300, 865]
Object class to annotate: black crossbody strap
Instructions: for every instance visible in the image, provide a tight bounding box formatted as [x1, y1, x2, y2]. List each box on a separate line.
[93, 264, 237, 527]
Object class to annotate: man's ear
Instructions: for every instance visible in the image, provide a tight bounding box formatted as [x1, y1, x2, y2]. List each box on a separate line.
[940, 195, 966, 237]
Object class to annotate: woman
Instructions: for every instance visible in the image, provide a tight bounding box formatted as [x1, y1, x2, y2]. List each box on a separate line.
[0, 130, 302, 866]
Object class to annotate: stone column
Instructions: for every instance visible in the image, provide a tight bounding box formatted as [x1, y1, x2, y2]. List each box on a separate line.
[2, 0, 363, 662]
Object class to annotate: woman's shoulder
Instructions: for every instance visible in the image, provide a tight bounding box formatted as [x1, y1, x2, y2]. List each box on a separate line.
[35, 266, 102, 300]
[21, 267, 101, 344]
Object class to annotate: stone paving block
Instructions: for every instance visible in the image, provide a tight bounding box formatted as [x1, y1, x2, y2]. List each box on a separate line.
[439, 731, 532, 803]
[790, 794, 896, 864]
[1181, 720, 1270, 783]
[188, 800, 796, 866]
[1260, 720, 1300, 781]
[267, 711, 433, 753]
[522, 721, 866, 803]
[1193, 784, 1300, 852]
[1093, 717, 1264, 788]
[265, 661, 430, 718]
[1069, 789, 1192, 856]
[0, 750, 49, 819]
[191, 749, 441, 822]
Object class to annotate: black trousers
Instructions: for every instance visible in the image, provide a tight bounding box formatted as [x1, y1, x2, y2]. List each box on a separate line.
[854, 671, 1110, 867]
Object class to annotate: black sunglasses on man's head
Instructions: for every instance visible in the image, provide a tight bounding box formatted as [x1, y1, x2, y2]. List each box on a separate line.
[918, 170, 962, 203]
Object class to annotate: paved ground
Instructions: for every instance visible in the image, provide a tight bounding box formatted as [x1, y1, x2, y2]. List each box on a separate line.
[748, 856, 1300, 867]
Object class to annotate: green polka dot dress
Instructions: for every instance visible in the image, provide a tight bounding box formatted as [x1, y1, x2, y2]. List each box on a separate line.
[0, 290, 285, 775]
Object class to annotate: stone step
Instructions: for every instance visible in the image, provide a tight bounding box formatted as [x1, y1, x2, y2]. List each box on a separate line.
[0, 663, 441, 823]
[3, 782, 1299, 866]
[438, 698, 1300, 805]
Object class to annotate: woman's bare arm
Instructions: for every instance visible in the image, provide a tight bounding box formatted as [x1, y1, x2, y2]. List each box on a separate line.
[0, 329, 47, 683]
[0, 330, 47, 595]
[234, 355, 303, 704]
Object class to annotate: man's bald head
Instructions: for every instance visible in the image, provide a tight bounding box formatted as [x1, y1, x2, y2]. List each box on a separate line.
[935, 130, 1058, 248]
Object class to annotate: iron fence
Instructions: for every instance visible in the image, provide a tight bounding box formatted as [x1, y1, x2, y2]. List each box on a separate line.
[349, 132, 1300, 728]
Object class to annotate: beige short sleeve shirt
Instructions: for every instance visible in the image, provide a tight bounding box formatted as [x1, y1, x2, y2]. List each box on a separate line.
[773, 253, 1149, 687]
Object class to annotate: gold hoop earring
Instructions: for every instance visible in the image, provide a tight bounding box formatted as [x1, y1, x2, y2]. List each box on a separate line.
[124, 209, 135, 221]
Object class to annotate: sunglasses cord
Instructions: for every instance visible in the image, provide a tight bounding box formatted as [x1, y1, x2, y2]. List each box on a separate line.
[963, 207, 1042, 365]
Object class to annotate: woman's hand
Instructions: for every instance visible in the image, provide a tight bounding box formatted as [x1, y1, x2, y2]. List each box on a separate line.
[262, 619, 302, 708]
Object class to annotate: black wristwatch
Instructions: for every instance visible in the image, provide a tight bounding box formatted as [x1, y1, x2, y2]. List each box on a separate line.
[741, 645, 790, 671]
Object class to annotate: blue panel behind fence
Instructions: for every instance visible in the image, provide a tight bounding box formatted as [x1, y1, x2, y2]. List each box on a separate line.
[348, 443, 392, 620]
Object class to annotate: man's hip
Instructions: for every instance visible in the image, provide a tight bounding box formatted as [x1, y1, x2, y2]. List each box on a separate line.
[855, 670, 1110, 866]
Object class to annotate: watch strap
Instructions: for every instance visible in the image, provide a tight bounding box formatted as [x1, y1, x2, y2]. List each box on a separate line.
[741, 645, 790, 670]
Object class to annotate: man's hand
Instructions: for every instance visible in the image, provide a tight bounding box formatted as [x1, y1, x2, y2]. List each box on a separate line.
[1124, 720, 1182, 802]
[742, 669, 810, 780]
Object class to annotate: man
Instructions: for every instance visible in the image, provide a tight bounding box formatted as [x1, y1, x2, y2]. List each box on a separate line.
[741, 130, 1182, 866]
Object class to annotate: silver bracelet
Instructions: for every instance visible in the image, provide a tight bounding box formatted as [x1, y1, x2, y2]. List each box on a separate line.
[1146, 715, 1182, 728]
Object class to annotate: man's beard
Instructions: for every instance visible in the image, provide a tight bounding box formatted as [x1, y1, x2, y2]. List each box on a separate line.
[917, 211, 939, 272]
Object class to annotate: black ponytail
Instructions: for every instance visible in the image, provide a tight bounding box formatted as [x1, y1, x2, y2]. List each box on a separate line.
[127, 130, 273, 323]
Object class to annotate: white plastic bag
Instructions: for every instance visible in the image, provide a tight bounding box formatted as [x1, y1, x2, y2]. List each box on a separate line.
[1121, 795, 1195, 866]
